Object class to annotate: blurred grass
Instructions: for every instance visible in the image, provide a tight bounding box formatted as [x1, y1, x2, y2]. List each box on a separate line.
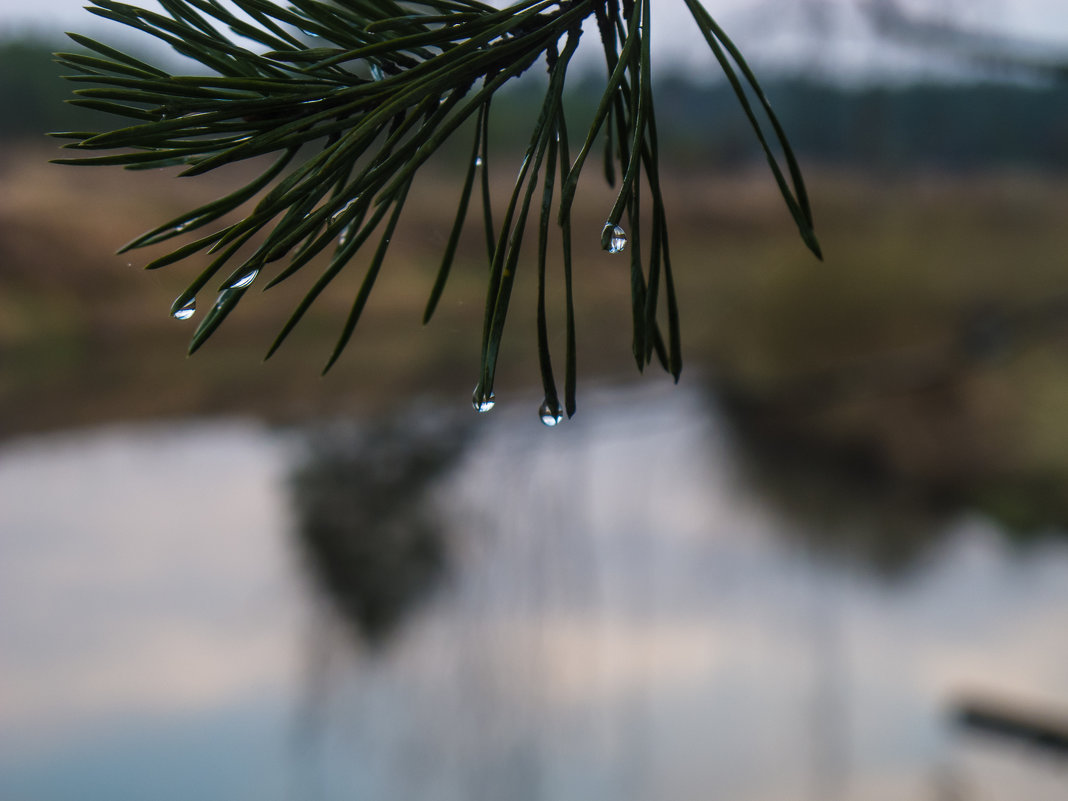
[3, 142, 1068, 524]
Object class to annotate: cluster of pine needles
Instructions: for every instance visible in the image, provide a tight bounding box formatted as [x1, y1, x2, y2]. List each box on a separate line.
[54, 0, 820, 421]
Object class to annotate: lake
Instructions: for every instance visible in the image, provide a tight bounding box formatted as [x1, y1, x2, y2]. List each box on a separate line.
[1, 383, 1066, 801]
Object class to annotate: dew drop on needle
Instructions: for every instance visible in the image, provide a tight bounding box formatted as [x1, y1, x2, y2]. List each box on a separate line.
[602, 222, 627, 254]
[472, 386, 496, 413]
[539, 400, 563, 427]
[172, 297, 196, 320]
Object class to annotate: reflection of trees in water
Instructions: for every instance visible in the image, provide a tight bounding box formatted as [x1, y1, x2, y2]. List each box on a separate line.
[715, 382, 950, 579]
[288, 415, 472, 647]
[717, 371, 1068, 578]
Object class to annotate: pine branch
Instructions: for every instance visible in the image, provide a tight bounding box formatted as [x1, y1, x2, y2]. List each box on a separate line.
[54, 0, 821, 423]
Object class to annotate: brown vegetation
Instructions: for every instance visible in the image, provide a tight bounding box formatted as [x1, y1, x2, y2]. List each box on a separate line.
[3, 143, 1068, 523]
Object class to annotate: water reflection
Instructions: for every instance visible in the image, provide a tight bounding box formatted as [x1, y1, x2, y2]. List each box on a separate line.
[714, 378, 1068, 580]
[717, 386, 952, 580]
[288, 415, 471, 647]
[0, 386, 1066, 801]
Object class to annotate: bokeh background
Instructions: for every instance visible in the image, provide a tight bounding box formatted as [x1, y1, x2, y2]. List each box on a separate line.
[1, 2, 1067, 800]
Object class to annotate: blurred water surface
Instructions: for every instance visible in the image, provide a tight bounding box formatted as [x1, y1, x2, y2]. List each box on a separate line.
[1, 384, 1066, 801]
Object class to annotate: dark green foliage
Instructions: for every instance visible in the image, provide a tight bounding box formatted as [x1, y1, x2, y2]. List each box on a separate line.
[53, 0, 819, 416]
[0, 39, 113, 138]
[651, 77, 1068, 172]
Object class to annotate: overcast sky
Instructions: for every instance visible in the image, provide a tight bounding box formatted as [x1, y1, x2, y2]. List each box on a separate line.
[3, 0, 1067, 80]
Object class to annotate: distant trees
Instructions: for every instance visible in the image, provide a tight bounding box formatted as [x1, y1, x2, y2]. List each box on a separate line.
[0, 39, 108, 139]
[5, 35, 1067, 171]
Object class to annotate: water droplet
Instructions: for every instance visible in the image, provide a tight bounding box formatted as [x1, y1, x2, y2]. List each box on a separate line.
[369, 63, 385, 81]
[539, 400, 563, 427]
[227, 268, 259, 290]
[172, 297, 196, 320]
[474, 156, 484, 167]
[331, 198, 358, 223]
[338, 223, 352, 247]
[472, 386, 495, 413]
[300, 28, 319, 38]
[603, 222, 627, 254]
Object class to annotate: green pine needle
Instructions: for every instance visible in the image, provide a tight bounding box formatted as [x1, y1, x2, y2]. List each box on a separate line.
[54, 0, 821, 421]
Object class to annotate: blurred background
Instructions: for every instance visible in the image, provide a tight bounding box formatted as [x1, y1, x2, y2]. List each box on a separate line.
[2, 1, 1068, 799]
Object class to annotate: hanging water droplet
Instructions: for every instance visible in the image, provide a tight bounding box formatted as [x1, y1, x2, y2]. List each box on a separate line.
[331, 198, 358, 223]
[227, 268, 259, 290]
[602, 222, 628, 254]
[369, 63, 385, 82]
[539, 400, 563, 427]
[172, 297, 196, 320]
[474, 155, 484, 167]
[472, 386, 496, 413]
[338, 223, 352, 247]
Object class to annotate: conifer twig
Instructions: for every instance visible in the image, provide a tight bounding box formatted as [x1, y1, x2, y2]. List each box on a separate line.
[54, 0, 821, 422]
